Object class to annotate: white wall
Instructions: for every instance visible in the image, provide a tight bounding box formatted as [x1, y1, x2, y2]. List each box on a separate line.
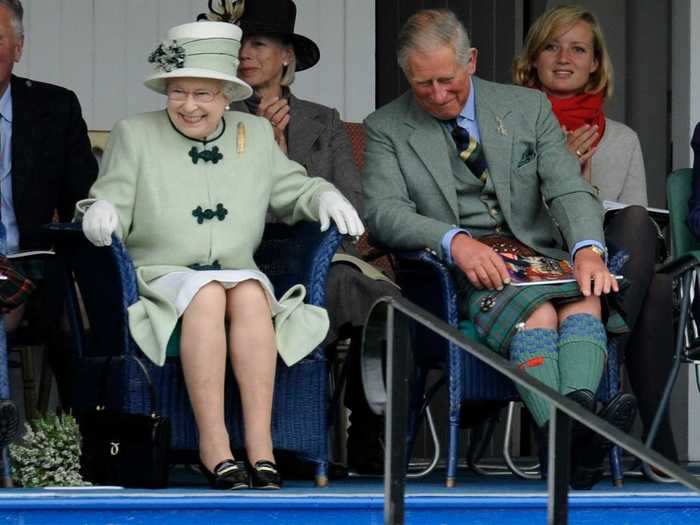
[13, 0, 375, 130]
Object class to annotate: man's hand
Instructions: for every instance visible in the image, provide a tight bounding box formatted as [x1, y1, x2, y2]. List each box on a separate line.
[451, 234, 511, 290]
[258, 96, 290, 154]
[573, 247, 619, 297]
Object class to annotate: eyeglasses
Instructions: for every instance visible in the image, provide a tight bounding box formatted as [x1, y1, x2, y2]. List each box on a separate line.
[166, 88, 221, 103]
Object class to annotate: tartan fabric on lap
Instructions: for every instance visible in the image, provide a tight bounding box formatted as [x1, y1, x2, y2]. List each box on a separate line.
[0, 257, 36, 312]
[460, 280, 627, 355]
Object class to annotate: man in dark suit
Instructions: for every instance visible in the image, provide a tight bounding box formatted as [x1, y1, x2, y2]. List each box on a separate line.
[0, 0, 97, 409]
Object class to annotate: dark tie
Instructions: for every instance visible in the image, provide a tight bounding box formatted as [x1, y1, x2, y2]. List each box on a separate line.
[451, 122, 489, 183]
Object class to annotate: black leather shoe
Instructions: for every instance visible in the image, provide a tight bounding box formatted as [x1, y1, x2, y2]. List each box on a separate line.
[249, 460, 282, 489]
[199, 459, 249, 490]
[599, 392, 637, 435]
[566, 389, 595, 412]
[0, 400, 19, 448]
[570, 392, 637, 490]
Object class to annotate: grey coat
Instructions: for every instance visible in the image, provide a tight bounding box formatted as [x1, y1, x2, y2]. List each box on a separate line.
[233, 94, 398, 341]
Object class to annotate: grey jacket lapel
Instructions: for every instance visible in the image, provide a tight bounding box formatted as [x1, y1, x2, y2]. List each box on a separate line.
[474, 77, 514, 223]
[405, 97, 459, 220]
[287, 94, 323, 167]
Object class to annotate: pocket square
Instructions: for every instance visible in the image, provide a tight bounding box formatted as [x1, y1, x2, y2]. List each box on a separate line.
[517, 148, 536, 167]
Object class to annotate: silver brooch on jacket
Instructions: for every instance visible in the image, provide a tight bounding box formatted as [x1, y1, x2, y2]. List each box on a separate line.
[495, 116, 508, 137]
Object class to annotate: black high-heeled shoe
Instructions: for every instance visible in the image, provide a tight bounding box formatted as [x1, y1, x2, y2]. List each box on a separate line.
[249, 460, 282, 489]
[199, 459, 249, 490]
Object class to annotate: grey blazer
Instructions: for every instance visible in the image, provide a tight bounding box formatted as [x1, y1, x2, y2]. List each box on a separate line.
[362, 76, 605, 260]
[232, 94, 362, 213]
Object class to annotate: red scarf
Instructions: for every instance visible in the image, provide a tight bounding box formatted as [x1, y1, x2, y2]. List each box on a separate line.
[546, 92, 606, 148]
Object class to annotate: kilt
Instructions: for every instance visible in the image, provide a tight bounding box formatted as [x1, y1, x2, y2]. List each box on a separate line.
[0, 257, 37, 313]
[460, 278, 628, 355]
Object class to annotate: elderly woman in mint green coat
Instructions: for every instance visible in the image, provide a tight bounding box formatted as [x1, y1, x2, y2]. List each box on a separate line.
[78, 21, 363, 490]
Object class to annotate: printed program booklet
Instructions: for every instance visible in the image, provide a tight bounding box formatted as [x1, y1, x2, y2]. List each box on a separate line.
[500, 252, 577, 286]
[479, 234, 621, 286]
[500, 252, 622, 287]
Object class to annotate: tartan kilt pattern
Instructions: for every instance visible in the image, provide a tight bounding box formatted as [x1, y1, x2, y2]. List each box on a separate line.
[0, 257, 36, 313]
[464, 281, 628, 355]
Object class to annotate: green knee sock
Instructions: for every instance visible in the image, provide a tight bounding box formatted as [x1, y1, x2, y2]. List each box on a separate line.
[558, 313, 607, 396]
[509, 328, 559, 427]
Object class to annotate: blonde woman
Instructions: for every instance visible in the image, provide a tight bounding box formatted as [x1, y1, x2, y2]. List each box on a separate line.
[514, 4, 677, 465]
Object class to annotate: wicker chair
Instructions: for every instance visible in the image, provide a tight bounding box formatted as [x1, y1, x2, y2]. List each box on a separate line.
[344, 121, 625, 487]
[47, 221, 342, 487]
[394, 249, 625, 487]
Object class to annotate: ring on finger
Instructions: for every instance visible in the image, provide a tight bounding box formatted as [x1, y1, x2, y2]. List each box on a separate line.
[575, 149, 583, 157]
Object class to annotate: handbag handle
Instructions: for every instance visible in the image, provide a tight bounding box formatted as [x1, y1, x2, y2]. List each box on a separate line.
[96, 354, 160, 418]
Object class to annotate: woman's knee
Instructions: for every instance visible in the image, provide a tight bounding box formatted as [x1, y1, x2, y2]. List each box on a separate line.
[524, 302, 558, 329]
[226, 280, 270, 318]
[186, 282, 227, 316]
[606, 205, 655, 243]
[194, 281, 226, 300]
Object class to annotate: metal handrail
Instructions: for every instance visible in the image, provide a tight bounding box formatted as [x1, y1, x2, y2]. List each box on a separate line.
[360, 296, 700, 525]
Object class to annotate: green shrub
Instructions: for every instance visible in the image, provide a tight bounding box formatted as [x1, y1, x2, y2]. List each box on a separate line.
[10, 414, 90, 487]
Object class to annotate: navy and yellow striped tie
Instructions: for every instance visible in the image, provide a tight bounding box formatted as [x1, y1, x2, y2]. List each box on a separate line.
[451, 123, 489, 184]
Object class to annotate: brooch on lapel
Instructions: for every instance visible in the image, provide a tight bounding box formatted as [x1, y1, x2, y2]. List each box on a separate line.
[237, 122, 246, 154]
[495, 115, 508, 137]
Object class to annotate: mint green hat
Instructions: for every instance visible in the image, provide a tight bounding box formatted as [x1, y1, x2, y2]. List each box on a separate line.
[144, 21, 252, 102]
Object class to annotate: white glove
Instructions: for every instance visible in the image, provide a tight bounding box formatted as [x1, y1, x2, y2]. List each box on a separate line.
[318, 191, 365, 237]
[82, 200, 119, 247]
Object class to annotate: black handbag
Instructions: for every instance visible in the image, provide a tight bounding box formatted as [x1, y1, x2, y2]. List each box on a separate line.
[79, 355, 171, 488]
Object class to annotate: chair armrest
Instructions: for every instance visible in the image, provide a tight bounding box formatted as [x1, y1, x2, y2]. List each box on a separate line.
[255, 222, 342, 363]
[658, 251, 700, 278]
[393, 249, 459, 327]
[255, 222, 342, 307]
[45, 223, 140, 359]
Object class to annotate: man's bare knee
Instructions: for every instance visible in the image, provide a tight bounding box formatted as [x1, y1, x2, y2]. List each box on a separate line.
[558, 295, 601, 322]
[524, 302, 557, 330]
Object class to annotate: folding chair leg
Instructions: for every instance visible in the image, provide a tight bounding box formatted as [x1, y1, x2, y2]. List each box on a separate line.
[503, 401, 540, 479]
[642, 269, 692, 483]
[407, 405, 441, 478]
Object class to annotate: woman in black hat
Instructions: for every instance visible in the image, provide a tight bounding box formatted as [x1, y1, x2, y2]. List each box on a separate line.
[216, 0, 400, 474]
